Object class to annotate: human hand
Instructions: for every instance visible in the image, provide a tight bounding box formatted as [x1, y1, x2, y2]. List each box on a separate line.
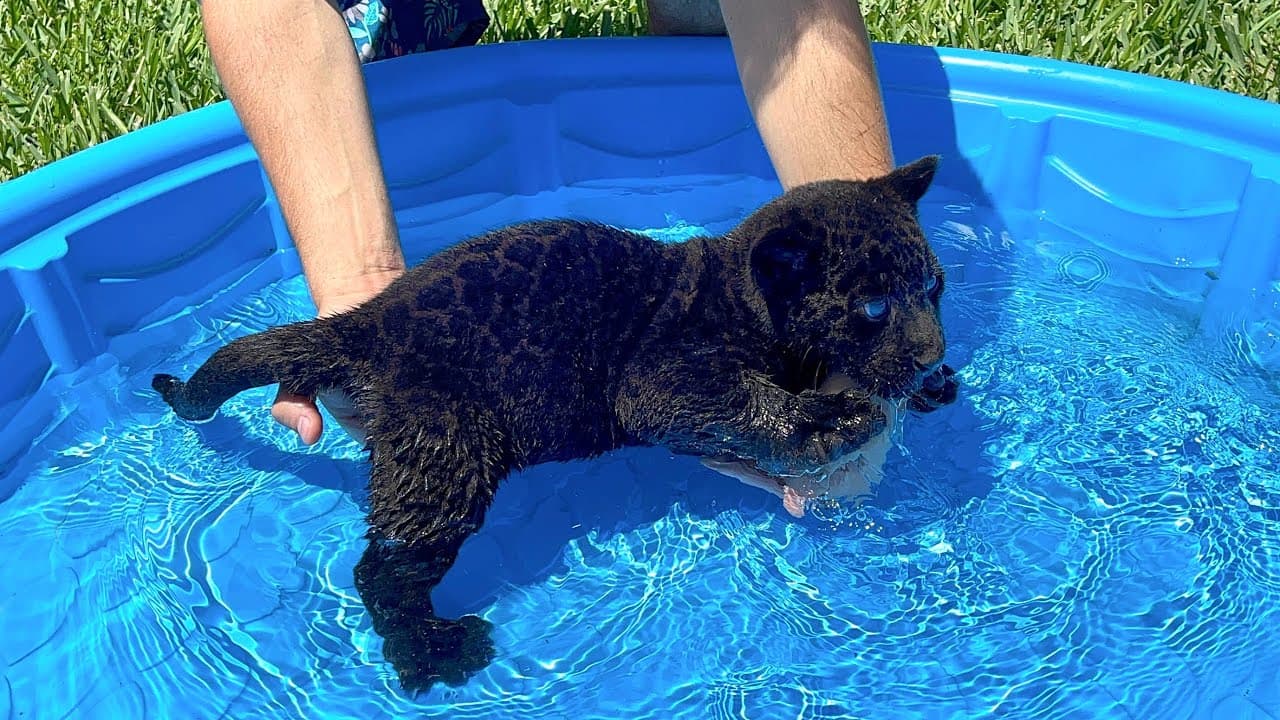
[270, 269, 403, 446]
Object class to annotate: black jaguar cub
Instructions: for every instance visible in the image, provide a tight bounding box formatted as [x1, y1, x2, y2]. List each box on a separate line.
[153, 155, 958, 692]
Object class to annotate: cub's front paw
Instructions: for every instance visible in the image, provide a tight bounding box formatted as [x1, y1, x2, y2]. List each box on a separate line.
[797, 388, 876, 428]
[800, 409, 884, 465]
[382, 614, 496, 694]
[910, 364, 959, 412]
[781, 390, 884, 467]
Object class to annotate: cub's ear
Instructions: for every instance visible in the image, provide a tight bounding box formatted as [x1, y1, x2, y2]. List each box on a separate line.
[883, 154, 941, 204]
[749, 223, 823, 299]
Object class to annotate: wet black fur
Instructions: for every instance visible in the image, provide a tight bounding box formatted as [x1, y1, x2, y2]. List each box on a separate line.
[152, 155, 959, 692]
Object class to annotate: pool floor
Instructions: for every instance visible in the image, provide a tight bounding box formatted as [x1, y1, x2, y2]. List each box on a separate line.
[1, 183, 1278, 719]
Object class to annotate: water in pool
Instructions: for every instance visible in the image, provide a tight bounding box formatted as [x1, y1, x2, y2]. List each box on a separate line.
[2, 179, 1278, 719]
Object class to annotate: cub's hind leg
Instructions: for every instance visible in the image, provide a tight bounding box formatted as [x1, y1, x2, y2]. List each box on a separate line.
[353, 406, 510, 693]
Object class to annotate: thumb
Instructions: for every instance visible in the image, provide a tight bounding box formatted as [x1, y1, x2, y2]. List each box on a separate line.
[271, 388, 325, 445]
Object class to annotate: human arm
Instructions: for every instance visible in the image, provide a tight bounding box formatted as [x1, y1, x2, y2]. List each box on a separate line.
[718, 0, 896, 187]
[200, 0, 404, 444]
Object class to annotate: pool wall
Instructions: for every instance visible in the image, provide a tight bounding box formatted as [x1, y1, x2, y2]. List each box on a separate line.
[2, 37, 1279, 493]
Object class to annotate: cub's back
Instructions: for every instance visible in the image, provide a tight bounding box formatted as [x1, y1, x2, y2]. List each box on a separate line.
[344, 220, 683, 411]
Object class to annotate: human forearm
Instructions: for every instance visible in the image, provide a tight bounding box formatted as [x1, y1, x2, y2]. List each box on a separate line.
[719, 0, 894, 187]
[202, 0, 402, 444]
[201, 0, 404, 315]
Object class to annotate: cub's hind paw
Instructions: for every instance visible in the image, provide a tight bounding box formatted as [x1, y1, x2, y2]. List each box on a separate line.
[384, 615, 496, 694]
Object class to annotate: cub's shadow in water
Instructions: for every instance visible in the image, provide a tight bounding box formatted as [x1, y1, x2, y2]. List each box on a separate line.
[433, 388, 1001, 618]
[182, 377, 1000, 623]
[186, 414, 782, 614]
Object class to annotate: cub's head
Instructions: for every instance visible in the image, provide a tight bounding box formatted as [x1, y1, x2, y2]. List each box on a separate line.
[738, 155, 948, 399]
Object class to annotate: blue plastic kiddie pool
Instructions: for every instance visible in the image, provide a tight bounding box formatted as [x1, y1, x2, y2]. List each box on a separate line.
[1, 38, 1278, 719]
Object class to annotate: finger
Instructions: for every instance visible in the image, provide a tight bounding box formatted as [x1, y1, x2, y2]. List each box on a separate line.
[782, 486, 808, 518]
[271, 388, 324, 445]
[701, 458, 787, 499]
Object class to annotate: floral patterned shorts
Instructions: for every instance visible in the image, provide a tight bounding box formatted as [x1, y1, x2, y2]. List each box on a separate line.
[338, 0, 490, 62]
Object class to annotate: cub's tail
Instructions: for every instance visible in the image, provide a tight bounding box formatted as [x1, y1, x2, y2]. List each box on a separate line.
[152, 319, 348, 422]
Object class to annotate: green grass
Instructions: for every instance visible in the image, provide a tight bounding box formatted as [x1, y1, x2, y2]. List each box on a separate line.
[1, 0, 1277, 182]
[0, 0, 223, 181]
[860, 0, 1280, 106]
[483, 0, 648, 40]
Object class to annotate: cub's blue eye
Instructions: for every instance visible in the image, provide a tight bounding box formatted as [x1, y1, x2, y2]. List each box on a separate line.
[926, 273, 939, 292]
[863, 298, 888, 320]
